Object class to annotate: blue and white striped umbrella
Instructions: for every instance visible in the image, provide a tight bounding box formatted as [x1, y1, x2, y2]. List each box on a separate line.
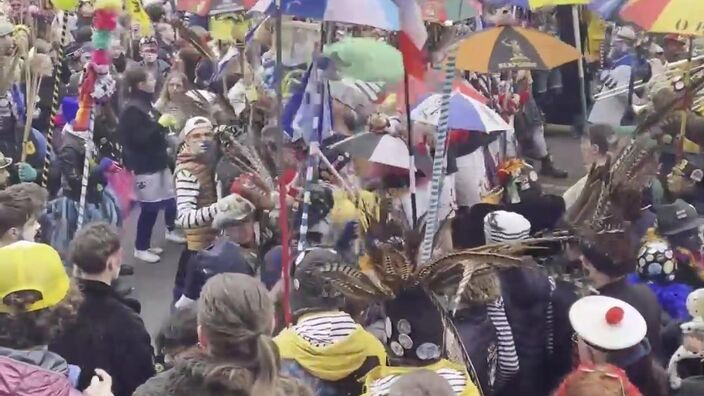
[411, 92, 510, 133]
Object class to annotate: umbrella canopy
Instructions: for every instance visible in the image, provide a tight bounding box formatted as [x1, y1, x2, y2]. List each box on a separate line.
[330, 133, 412, 169]
[249, 0, 400, 31]
[620, 0, 704, 36]
[588, 0, 629, 20]
[411, 92, 510, 132]
[323, 38, 404, 83]
[456, 25, 581, 73]
[420, 0, 478, 22]
[486, 0, 587, 8]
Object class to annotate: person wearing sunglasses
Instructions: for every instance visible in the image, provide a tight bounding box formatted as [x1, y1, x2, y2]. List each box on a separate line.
[570, 295, 668, 396]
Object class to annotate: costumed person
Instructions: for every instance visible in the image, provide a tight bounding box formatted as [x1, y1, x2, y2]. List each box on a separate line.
[117, 65, 184, 264]
[553, 363, 643, 396]
[275, 248, 387, 396]
[655, 199, 704, 288]
[172, 116, 244, 302]
[578, 230, 664, 361]
[0, 241, 111, 395]
[513, 70, 568, 178]
[629, 233, 693, 322]
[175, 193, 259, 308]
[138, 36, 170, 93]
[667, 288, 704, 394]
[452, 209, 574, 396]
[308, 203, 495, 396]
[133, 274, 313, 396]
[570, 295, 668, 396]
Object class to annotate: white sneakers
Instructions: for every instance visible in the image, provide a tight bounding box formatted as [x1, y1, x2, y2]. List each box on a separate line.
[165, 230, 187, 244]
[134, 249, 160, 263]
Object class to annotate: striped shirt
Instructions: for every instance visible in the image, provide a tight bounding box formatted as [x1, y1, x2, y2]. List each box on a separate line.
[368, 368, 468, 395]
[175, 169, 219, 229]
[293, 312, 358, 348]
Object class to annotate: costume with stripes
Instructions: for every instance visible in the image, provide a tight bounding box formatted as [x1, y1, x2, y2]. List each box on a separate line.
[174, 151, 218, 251]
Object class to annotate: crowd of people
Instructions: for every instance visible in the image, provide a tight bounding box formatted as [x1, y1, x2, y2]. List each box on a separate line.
[0, 0, 704, 395]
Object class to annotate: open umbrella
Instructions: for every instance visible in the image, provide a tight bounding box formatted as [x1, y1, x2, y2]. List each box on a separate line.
[411, 92, 510, 132]
[249, 0, 400, 31]
[456, 25, 581, 73]
[420, 0, 478, 23]
[620, 0, 704, 36]
[329, 132, 432, 174]
[588, 0, 629, 20]
[323, 38, 404, 83]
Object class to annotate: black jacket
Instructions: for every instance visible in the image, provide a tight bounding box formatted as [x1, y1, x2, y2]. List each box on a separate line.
[117, 91, 169, 175]
[49, 279, 155, 396]
[598, 277, 664, 362]
[57, 132, 105, 203]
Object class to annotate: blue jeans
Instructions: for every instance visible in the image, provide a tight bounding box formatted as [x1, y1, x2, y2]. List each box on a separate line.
[135, 198, 176, 251]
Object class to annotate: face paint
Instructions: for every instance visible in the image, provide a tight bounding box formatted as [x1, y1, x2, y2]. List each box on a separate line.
[142, 52, 158, 64]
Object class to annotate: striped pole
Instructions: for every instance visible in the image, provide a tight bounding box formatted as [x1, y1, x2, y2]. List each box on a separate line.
[40, 11, 69, 188]
[419, 46, 457, 264]
[76, 113, 95, 229]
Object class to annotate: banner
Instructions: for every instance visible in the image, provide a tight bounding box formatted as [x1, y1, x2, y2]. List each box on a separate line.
[126, 0, 153, 37]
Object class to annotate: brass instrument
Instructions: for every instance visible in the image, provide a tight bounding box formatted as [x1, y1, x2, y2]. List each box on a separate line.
[593, 55, 704, 101]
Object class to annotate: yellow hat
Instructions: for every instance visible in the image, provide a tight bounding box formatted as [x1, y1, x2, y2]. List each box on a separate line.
[0, 242, 70, 314]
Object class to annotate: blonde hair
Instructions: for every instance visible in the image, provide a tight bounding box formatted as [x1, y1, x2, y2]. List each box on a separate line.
[198, 273, 278, 395]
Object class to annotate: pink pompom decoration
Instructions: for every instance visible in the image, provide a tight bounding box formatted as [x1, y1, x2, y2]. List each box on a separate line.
[92, 49, 111, 66]
[27, 5, 40, 15]
[93, 9, 117, 31]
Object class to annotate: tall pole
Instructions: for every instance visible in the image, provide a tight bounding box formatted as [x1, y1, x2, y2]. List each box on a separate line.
[274, 0, 292, 326]
[572, 5, 588, 133]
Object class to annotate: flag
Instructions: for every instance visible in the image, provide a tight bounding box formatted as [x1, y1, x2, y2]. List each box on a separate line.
[126, 0, 153, 37]
[393, 0, 428, 79]
[211, 46, 238, 83]
[282, 61, 333, 144]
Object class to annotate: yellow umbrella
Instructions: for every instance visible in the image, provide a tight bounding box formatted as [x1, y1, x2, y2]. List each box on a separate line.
[528, 0, 588, 7]
[457, 26, 581, 72]
[620, 0, 704, 36]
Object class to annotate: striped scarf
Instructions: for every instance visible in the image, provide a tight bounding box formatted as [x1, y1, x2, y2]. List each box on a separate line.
[486, 297, 520, 385]
[368, 367, 468, 396]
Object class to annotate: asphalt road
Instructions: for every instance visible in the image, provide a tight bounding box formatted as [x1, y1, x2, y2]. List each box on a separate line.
[123, 133, 587, 339]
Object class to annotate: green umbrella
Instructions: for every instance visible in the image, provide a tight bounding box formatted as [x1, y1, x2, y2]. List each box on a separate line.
[323, 37, 404, 84]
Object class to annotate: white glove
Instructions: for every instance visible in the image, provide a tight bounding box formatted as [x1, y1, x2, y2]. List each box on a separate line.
[216, 193, 243, 211]
[83, 369, 113, 396]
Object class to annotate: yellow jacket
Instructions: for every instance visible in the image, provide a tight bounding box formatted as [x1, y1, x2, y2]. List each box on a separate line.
[362, 359, 480, 396]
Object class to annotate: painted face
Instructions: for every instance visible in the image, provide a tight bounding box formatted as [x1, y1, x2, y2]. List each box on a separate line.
[185, 127, 215, 156]
[141, 50, 158, 64]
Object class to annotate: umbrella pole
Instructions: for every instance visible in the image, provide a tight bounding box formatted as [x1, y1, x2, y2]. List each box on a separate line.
[404, 70, 418, 229]
[571, 5, 587, 134]
[274, 0, 292, 326]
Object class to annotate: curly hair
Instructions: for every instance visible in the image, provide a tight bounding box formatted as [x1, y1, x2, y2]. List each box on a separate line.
[0, 282, 83, 349]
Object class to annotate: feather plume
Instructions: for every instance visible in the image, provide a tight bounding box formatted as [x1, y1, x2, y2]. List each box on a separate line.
[316, 262, 394, 300]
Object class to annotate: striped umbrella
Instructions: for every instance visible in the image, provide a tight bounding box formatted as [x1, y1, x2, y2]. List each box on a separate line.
[620, 0, 704, 36]
[411, 91, 510, 132]
[456, 26, 581, 73]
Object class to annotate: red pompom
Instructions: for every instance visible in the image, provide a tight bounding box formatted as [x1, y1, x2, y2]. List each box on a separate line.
[605, 306, 624, 325]
[92, 9, 117, 31]
[92, 49, 110, 66]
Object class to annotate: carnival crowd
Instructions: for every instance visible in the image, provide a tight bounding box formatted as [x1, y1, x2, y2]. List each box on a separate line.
[1, 0, 704, 395]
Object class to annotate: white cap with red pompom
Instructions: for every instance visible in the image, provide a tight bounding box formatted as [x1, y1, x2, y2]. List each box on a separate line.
[569, 295, 647, 351]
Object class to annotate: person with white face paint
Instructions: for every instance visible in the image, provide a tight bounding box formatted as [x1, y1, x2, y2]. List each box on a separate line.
[0, 189, 41, 247]
[171, 116, 244, 303]
[117, 66, 185, 263]
[138, 36, 170, 94]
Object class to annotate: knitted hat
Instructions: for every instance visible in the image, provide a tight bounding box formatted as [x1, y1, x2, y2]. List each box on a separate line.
[181, 116, 212, 139]
[483, 210, 531, 244]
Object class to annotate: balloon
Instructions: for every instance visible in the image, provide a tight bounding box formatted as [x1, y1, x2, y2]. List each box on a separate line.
[52, 0, 79, 11]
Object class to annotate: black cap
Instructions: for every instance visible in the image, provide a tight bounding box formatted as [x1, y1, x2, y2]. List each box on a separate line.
[655, 199, 704, 236]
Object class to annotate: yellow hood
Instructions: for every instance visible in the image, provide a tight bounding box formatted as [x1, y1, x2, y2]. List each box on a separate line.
[275, 324, 387, 381]
[362, 359, 480, 396]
